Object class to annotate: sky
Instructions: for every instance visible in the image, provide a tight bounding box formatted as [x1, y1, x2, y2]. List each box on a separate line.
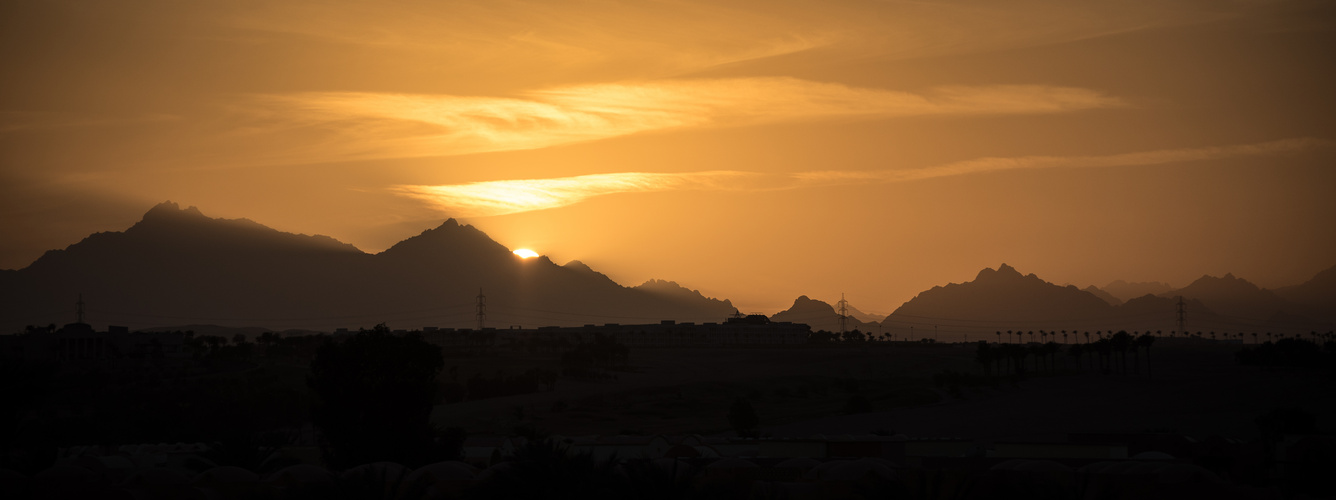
[2, 0, 1334, 315]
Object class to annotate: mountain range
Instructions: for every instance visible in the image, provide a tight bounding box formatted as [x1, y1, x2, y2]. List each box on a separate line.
[0, 202, 736, 332]
[875, 264, 1335, 340]
[770, 295, 878, 334]
[763, 263, 1334, 342]
[3, 202, 1332, 336]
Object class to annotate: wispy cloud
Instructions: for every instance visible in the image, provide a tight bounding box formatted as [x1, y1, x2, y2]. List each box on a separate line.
[793, 137, 1328, 184]
[264, 78, 1122, 163]
[399, 138, 1327, 217]
[394, 171, 756, 217]
[227, 1, 1227, 80]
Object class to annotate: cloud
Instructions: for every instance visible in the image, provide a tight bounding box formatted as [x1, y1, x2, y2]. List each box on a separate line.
[400, 138, 1327, 217]
[794, 137, 1328, 184]
[393, 171, 755, 217]
[266, 78, 1122, 163]
[227, 1, 1228, 80]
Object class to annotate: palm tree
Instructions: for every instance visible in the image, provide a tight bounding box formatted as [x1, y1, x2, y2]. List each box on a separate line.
[1028, 331, 1035, 344]
[1007, 330, 1014, 344]
[1111, 331, 1133, 376]
[1083, 331, 1091, 344]
[975, 342, 994, 376]
[995, 331, 1002, 344]
[1068, 344, 1084, 372]
[1137, 334, 1156, 377]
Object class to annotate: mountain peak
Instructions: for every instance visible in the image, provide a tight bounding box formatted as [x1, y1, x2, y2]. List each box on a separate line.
[142, 200, 205, 221]
[976, 263, 1023, 282]
[563, 260, 595, 273]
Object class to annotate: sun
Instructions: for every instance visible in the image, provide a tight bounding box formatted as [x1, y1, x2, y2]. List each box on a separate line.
[513, 248, 539, 259]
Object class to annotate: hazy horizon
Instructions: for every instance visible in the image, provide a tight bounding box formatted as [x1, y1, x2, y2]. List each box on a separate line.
[3, 0, 1334, 315]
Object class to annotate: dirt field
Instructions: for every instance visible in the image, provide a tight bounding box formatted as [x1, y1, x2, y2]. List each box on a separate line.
[430, 341, 1336, 439]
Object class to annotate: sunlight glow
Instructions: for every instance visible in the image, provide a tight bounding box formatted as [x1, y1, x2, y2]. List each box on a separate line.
[397, 138, 1326, 217]
[513, 248, 539, 259]
[394, 171, 754, 217]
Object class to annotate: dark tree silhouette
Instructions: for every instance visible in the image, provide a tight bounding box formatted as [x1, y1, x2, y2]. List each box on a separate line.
[727, 396, 760, 437]
[975, 341, 994, 376]
[1111, 331, 1134, 376]
[1137, 333, 1156, 377]
[307, 323, 444, 468]
[1067, 344, 1085, 372]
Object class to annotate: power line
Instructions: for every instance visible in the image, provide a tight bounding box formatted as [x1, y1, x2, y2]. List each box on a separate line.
[476, 288, 487, 330]
[836, 293, 848, 335]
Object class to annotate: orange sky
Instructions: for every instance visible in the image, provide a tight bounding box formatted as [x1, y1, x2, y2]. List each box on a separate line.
[2, 0, 1334, 315]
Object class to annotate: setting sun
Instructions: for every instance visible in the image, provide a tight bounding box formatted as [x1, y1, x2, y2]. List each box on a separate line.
[513, 248, 539, 259]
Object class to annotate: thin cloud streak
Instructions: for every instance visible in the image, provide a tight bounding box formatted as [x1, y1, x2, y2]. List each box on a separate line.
[268, 78, 1122, 162]
[394, 171, 756, 217]
[795, 137, 1328, 184]
[400, 138, 1327, 217]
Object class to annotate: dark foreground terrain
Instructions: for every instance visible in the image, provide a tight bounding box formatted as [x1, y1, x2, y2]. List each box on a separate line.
[3, 329, 1334, 499]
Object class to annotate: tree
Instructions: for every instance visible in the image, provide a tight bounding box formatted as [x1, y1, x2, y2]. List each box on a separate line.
[975, 341, 994, 376]
[1067, 344, 1085, 372]
[307, 323, 444, 468]
[1111, 331, 1133, 376]
[1137, 334, 1156, 377]
[727, 397, 759, 437]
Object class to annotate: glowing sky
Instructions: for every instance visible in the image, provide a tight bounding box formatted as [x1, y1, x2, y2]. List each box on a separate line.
[2, 0, 1334, 315]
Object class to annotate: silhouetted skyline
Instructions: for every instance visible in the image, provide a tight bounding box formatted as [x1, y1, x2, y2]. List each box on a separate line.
[2, 1, 1334, 314]
[3, 203, 1331, 335]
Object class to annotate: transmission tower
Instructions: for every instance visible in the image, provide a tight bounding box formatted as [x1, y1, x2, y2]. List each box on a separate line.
[1175, 295, 1186, 337]
[476, 288, 487, 330]
[836, 293, 849, 334]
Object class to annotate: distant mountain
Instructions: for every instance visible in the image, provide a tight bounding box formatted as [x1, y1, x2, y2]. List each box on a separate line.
[1103, 280, 1174, 303]
[770, 295, 875, 334]
[1083, 285, 1122, 306]
[1273, 265, 1336, 320]
[845, 304, 886, 323]
[0, 202, 736, 332]
[884, 264, 1115, 335]
[1160, 273, 1290, 322]
[877, 264, 1332, 339]
[633, 279, 737, 316]
[879, 264, 1257, 339]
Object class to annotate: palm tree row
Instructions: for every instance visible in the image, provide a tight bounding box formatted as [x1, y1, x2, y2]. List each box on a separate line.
[979, 331, 1158, 377]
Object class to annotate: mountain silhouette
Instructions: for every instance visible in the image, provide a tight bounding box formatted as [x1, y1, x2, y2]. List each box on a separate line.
[0, 202, 735, 331]
[1082, 285, 1122, 306]
[770, 295, 874, 333]
[883, 264, 1116, 334]
[879, 264, 1333, 337]
[1273, 264, 1336, 321]
[845, 304, 885, 323]
[1160, 273, 1291, 322]
[1102, 280, 1175, 303]
[633, 279, 737, 315]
